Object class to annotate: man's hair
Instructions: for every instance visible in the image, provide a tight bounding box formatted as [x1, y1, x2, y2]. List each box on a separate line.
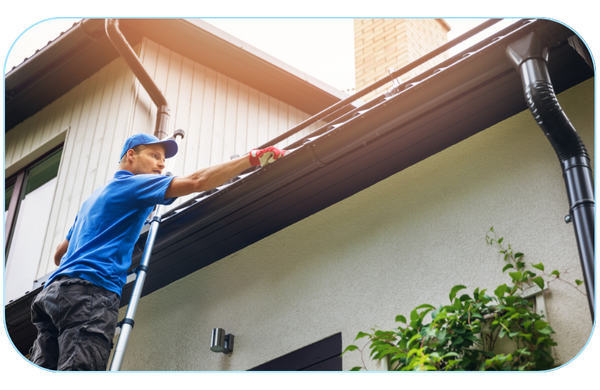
[119, 144, 148, 164]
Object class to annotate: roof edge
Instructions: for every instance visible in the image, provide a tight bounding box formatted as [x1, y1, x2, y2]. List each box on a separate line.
[184, 19, 350, 102]
[5, 18, 351, 132]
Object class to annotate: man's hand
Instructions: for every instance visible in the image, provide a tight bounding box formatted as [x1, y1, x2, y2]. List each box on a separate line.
[249, 146, 288, 167]
[54, 239, 69, 266]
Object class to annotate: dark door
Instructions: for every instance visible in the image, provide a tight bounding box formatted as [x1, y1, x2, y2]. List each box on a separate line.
[249, 333, 342, 371]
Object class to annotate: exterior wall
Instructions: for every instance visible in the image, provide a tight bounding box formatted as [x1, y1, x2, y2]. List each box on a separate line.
[114, 79, 594, 371]
[5, 55, 140, 295]
[354, 19, 449, 101]
[4, 38, 320, 294]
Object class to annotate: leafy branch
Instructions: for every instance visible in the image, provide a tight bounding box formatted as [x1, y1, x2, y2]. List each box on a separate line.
[486, 227, 586, 296]
[343, 228, 585, 371]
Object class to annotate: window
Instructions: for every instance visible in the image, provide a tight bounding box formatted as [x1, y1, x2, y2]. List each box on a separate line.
[4, 147, 62, 304]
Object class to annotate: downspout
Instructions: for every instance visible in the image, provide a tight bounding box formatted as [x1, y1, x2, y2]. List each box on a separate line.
[105, 19, 170, 139]
[506, 24, 595, 321]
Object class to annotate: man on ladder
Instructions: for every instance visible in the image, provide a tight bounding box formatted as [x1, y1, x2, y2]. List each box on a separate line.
[28, 132, 286, 371]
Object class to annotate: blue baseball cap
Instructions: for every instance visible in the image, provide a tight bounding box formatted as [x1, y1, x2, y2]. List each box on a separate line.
[119, 133, 178, 162]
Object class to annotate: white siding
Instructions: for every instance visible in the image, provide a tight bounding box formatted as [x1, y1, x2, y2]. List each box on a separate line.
[4, 38, 324, 288]
[132, 38, 321, 209]
[5, 56, 142, 280]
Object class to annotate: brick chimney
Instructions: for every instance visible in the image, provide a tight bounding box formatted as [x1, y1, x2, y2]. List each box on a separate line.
[354, 19, 451, 101]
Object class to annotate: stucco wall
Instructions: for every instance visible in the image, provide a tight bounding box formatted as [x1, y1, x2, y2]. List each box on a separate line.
[115, 78, 594, 371]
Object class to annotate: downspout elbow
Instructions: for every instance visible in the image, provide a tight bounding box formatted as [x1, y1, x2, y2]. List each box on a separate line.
[105, 19, 170, 139]
[507, 39, 588, 163]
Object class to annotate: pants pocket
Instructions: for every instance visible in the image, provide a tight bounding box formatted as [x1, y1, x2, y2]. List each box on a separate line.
[58, 326, 112, 371]
[58, 280, 93, 331]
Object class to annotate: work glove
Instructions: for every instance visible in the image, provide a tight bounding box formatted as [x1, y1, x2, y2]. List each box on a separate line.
[249, 146, 288, 167]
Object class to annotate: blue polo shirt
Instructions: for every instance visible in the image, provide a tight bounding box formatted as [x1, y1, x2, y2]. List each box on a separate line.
[46, 170, 177, 296]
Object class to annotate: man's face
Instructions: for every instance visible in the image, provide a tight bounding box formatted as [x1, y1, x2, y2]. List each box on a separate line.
[130, 144, 166, 175]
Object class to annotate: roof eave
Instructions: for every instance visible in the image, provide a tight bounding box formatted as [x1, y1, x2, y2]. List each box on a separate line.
[5, 18, 350, 132]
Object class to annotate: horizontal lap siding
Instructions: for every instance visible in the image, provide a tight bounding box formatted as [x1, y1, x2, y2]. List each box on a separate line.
[5, 37, 321, 284]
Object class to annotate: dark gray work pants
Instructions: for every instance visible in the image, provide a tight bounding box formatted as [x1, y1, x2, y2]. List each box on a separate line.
[29, 276, 120, 371]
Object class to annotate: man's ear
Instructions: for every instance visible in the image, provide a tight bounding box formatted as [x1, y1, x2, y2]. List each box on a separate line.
[120, 149, 135, 166]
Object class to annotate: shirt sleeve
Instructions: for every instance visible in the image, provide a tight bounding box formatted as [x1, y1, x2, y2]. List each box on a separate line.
[66, 216, 77, 240]
[128, 174, 177, 208]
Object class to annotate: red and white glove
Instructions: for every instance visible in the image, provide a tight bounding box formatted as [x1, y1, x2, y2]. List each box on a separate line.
[249, 146, 288, 167]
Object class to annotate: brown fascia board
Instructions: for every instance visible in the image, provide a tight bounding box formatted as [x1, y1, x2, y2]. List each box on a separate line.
[5, 19, 106, 90]
[4, 18, 349, 132]
[4, 19, 138, 131]
[123, 19, 351, 114]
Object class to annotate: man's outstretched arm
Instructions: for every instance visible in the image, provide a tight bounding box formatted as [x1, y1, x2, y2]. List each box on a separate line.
[164, 146, 286, 199]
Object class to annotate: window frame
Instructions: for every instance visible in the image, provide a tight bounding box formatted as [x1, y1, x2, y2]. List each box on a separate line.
[4, 145, 63, 258]
[4, 171, 25, 247]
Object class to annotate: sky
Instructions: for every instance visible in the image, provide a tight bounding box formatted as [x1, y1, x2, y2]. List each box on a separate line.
[3, 18, 519, 93]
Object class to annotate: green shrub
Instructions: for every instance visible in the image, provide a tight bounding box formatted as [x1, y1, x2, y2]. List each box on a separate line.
[343, 228, 585, 371]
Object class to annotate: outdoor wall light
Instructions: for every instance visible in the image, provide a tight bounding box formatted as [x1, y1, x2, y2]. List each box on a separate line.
[210, 328, 234, 354]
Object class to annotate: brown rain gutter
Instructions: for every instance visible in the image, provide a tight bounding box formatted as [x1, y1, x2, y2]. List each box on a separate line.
[105, 19, 170, 140]
[257, 19, 503, 150]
